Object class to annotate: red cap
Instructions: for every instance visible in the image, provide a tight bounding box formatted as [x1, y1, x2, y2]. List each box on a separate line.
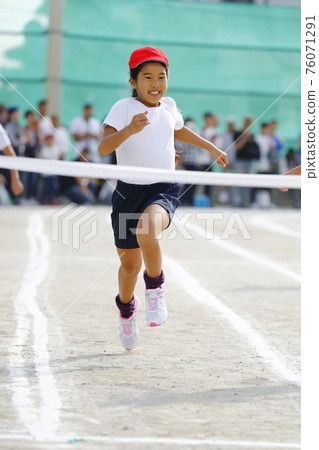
[128, 46, 169, 70]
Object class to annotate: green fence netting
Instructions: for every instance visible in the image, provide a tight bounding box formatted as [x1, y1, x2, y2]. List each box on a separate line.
[0, 0, 301, 150]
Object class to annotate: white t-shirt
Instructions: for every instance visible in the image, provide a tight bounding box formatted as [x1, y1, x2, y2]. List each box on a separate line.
[256, 134, 272, 172]
[103, 96, 184, 184]
[53, 126, 70, 159]
[40, 143, 60, 160]
[38, 116, 53, 139]
[0, 124, 11, 151]
[70, 116, 101, 162]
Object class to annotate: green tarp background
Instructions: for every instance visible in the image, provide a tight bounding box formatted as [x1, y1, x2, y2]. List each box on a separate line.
[0, 0, 301, 150]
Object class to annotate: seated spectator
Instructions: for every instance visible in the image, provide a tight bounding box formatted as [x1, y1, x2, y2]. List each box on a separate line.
[5, 107, 24, 156]
[51, 114, 70, 160]
[59, 148, 96, 205]
[39, 134, 60, 204]
[20, 110, 40, 203]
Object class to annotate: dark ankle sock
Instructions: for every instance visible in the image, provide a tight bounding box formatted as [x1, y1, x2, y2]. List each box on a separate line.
[115, 295, 135, 319]
[143, 270, 165, 290]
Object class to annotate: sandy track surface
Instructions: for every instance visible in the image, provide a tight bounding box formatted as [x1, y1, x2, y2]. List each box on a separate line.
[0, 206, 300, 449]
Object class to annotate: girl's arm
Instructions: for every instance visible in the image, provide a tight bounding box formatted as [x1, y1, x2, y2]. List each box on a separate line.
[98, 112, 150, 156]
[174, 126, 228, 168]
[283, 165, 301, 176]
[278, 165, 301, 192]
[2, 144, 24, 195]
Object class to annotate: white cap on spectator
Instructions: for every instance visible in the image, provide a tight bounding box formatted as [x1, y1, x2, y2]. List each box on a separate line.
[226, 116, 236, 124]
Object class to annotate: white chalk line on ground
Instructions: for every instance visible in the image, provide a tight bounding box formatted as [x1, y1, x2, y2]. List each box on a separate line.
[9, 212, 61, 439]
[251, 216, 301, 239]
[183, 220, 301, 283]
[0, 435, 300, 448]
[164, 254, 301, 386]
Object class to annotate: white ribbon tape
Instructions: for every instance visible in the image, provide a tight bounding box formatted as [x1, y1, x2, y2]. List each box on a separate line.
[0, 156, 301, 189]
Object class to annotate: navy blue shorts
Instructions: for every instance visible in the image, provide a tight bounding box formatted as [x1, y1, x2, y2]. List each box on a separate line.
[111, 180, 180, 249]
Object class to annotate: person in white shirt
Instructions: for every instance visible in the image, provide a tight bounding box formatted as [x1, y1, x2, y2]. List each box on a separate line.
[0, 123, 24, 202]
[36, 100, 53, 141]
[197, 112, 219, 204]
[70, 104, 102, 162]
[51, 114, 70, 160]
[255, 123, 274, 174]
[98, 46, 228, 351]
[253, 123, 275, 208]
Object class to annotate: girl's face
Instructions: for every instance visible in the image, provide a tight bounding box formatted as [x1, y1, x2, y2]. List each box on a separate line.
[130, 62, 168, 107]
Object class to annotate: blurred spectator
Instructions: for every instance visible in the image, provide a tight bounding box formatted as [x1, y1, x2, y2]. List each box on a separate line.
[234, 116, 260, 207]
[285, 148, 301, 208]
[269, 120, 283, 155]
[70, 104, 102, 163]
[20, 110, 40, 203]
[21, 110, 39, 158]
[39, 134, 60, 204]
[51, 114, 70, 160]
[0, 123, 24, 204]
[252, 123, 275, 208]
[255, 123, 274, 174]
[59, 148, 96, 204]
[286, 148, 298, 168]
[5, 107, 24, 156]
[198, 112, 216, 205]
[36, 99, 53, 141]
[296, 133, 301, 165]
[179, 117, 200, 206]
[221, 116, 236, 166]
[0, 104, 8, 126]
[220, 116, 237, 206]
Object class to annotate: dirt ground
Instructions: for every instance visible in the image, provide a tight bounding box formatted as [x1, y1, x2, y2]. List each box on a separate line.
[0, 206, 300, 450]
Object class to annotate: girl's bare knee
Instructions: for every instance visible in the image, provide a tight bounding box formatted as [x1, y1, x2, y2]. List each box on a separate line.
[136, 212, 164, 242]
[120, 260, 141, 277]
[117, 248, 142, 277]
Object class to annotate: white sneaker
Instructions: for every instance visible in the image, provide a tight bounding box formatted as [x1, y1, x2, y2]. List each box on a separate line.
[145, 287, 167, 327]
[119, 297, 139, 350]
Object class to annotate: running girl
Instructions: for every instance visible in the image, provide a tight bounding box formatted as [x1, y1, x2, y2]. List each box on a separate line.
[99, 47, 228, 350]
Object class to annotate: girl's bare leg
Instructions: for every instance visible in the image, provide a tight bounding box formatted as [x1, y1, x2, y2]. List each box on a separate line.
[116, 247, 142, 303]
[136, 204, 169, 278]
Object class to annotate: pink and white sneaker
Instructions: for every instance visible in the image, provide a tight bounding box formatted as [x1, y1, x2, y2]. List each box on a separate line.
[119, 297, 139, 350]
[145, 287, 167, 327]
